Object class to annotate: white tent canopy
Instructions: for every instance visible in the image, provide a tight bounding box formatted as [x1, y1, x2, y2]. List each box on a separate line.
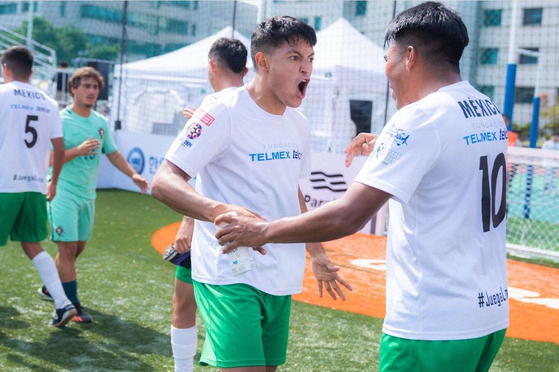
[300, 18, 388, 152]
[110, 26, 252, 134]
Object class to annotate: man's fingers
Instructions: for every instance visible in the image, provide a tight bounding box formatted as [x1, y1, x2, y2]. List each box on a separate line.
[318, 281, 323, 298]
[325, 282, 337, 300]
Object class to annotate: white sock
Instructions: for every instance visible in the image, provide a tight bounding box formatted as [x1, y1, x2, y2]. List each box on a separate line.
[32, 251, 72, 309]
[171, 325, 197, 372]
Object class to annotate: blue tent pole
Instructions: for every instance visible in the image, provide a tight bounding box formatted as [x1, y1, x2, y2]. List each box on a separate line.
[523, 96, 541, 219]
[503, 2, 518, 130]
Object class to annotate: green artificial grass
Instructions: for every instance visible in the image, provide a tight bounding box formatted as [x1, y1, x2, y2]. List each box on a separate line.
[0, 189, 557, 371]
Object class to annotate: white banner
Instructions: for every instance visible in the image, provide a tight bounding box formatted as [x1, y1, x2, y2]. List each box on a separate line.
[99, 132, 386, 235]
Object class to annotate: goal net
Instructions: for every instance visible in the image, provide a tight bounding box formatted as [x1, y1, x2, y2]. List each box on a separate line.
[507, 146, 559, 260]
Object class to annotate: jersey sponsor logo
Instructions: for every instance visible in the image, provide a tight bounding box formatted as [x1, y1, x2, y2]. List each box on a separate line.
[99, 127, 105, 139]
[477, 287, 508, 309]
[127, 147, 145, 174]
[36, 106, 51, 113]
[463, 128, 508, 145]
[457, 97, 500, 119]
[186, 123, 202, 139]
[194, 110, 215, 127]
[181, 139, 193, 148]
[13, 89, 46, 100]
[55, 227, 63, 236]
[248, 149, 302, 162]
[10, 104, 35, 111]
[385, 124, 409, 146]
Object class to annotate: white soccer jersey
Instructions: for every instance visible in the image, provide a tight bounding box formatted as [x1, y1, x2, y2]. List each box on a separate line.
[166, 85, 311, 296]
[355, 81, 509, 340]
[0, 81, 62, 194]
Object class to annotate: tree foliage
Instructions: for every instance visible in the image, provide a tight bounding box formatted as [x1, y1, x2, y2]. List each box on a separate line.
[16, 16, 119, 64]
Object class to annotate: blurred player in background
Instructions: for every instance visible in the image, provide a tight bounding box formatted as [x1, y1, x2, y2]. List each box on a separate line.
[216, 3, 509, 371]
[169, 37, 248, 372]
[39, 67, 149, 324]
[0, 46, 77, 327]
[153, 16, 351, 371]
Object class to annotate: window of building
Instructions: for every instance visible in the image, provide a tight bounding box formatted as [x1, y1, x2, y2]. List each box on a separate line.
[300, 17, 309, 24]
[479, 48, 498, 65]
[483, 9, 502, 26]
[59, 2, 66, 17]
[168, 1, 190, 9]
[162, 19, 189, 34]
[0, 2, 17, 14]
[193, 1, 198, 10]
[356, 1, 367, 16]
[314, 16, 322, 31]
[191, 24, 196, 36]
[21, 1, 38, 13]
[128, 12, 159, 35]
[519, 47, 539, 65]
[81, 4, 122, 23]
[149, 1, 161, 9]
[478, 85, 495, 100]
[523, 8, 543, 26]
[515, 87, 535, 104]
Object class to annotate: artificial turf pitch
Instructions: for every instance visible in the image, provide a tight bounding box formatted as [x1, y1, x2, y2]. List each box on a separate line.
[0, 189, 557, 371]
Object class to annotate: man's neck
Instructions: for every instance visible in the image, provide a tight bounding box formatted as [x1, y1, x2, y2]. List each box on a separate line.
[70, 103, 93, 118]
[246, 77, 286, 115]
[213, 75, 244, 93]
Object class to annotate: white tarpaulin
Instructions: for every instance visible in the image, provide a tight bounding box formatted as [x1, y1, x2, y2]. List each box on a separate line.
[300, 18, 387, 153]
[110, 26, 252, 135]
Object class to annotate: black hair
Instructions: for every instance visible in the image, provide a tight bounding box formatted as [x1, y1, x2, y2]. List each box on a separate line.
[250, 15, 317, 69]
[1, 46, 33, 79]
[208, 38, 247, 74]
[58, 60, 68, 68]
[384, 2, 469, 73]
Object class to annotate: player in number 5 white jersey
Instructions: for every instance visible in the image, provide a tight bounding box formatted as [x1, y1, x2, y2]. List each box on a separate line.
[0, 46, 77, 327]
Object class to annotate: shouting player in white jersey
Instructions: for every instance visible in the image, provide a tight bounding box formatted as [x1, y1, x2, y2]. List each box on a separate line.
[0, 46, 77, 327]
[153, 16, 351, 371]
[216, 3, 509, 372]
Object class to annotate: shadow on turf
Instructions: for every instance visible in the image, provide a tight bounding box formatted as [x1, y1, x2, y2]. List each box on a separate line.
[0, 305, 170, 371]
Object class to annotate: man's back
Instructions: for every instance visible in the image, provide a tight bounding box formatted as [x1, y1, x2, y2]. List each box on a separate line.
[356, 80, 509, 340]
[0, 81, 61, 193]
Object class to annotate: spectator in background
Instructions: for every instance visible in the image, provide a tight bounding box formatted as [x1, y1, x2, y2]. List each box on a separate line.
[53, 60, 70, 107]
[504, 114, 522, 191]
[542, 131, 559, 196]
[0, 46, 77, 327]
[38, 67, 149, 324]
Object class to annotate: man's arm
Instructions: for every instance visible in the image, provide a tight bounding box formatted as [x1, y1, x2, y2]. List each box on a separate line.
[106, 150, 149, 194]
[47, 137, 65, 201]
[152, 159, 262, 222]
[216, 181, 391, 249]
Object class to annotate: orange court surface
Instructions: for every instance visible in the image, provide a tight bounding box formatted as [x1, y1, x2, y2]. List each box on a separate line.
[152, 223, 559, 344]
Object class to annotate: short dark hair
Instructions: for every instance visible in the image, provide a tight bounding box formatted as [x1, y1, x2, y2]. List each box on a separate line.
[58, 60, 68, 68]
[250, 15, 317, 69]
[68, 66, 104, 97]
[209, 38, 247, 74]
[384, 1, 469, 73]
[1, 46, 33, 79]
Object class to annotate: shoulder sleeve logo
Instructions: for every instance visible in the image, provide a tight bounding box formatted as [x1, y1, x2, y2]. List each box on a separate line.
[194, 110, 215, 127]
[186, 123, 202, 139]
